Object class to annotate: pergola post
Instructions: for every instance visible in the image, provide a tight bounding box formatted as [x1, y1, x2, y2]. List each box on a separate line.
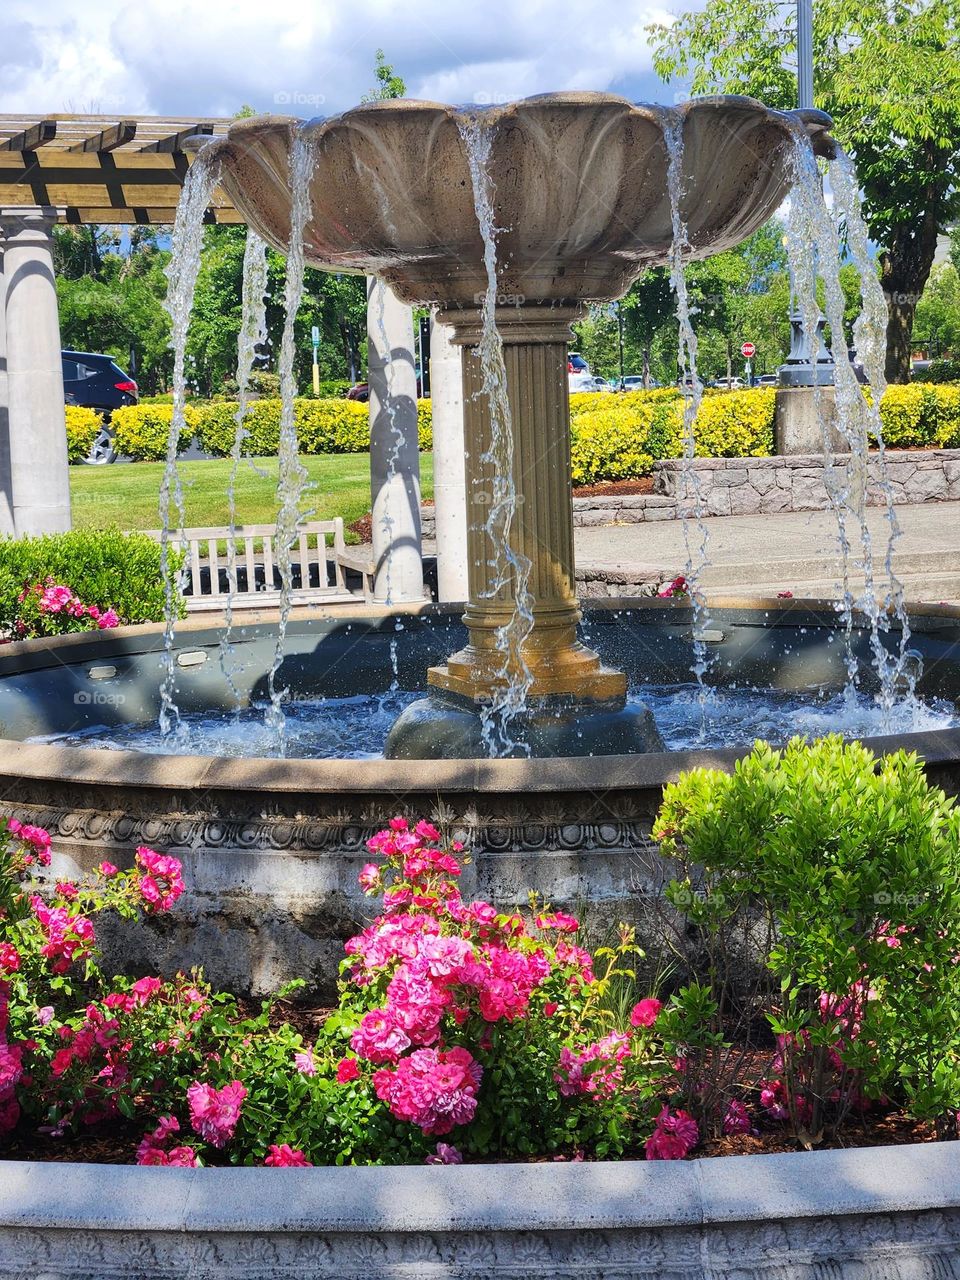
[428, 311, 468, 603]
[0, 237, 14, 535]
[0, 207, 71, 535]
[367, 276, 424, 603]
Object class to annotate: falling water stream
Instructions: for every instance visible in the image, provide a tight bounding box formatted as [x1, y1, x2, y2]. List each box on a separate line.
[158, 147, 223, 740]
[263, 133, 314, 754]
[459, 115, 536, 757]
[662, 115, 714, 728]
[219, 229, 269, 706]
[785, 128, 912, 724]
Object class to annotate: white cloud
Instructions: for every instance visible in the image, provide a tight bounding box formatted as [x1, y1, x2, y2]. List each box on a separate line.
[1, 0, 689, 118]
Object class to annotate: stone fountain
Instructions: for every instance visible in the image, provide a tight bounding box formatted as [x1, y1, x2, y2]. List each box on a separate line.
[213, 92, 836, 758]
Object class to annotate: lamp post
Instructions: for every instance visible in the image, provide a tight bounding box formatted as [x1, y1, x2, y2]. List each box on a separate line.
[777, 0, 834, 388]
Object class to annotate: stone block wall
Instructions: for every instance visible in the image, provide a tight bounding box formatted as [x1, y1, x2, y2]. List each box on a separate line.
[420, 450, 960, 534]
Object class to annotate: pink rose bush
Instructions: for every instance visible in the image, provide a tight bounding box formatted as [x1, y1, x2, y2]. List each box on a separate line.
[13, 577, 122, 639]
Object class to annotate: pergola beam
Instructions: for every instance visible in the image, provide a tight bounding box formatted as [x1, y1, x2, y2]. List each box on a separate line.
[68, 121, 138, 153]
[139, 124, 216, 154]
[0, 120, 57, 153]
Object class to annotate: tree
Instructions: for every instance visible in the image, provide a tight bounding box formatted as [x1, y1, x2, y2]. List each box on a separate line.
[914, 262, 960, 356]
[648, 0, 960, 382]
[361, 50, 407, 102]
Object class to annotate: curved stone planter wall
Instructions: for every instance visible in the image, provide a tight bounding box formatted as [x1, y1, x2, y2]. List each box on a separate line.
[1, 1143, 958, 1277]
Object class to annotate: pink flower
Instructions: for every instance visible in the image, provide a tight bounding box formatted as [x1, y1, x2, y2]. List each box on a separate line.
[294, 1048, 316, 1076]
[0, 944, 20, 974]
[187, 1080, 247, 1148]
[630, 998, 662, 1029]
[425, 1142, 462, 1164]
[135, 847, 184, 912]
[777, 590, 794, 599]
[97, 861, 118, 877]
[373, 1047, 482, 1135]
[645, 1106, 698, 1160]
[97, 609, 120, 630]
[414, 820, 442, 843]
[131, 976, 163, 1005]
[351, 1008, 412, 1064]
[535, 911, 580, 933]
[358, 863, 381, 892]
[336, 1057, 361, 1084]
[37, 1006, 54, 1026]
[265, 1143, 311, 1167]
[657, 574, 688, 599]
[55, 881, 78, 900]
[555, 1033, 631, 1097]
[722, 1100, 753, 1135]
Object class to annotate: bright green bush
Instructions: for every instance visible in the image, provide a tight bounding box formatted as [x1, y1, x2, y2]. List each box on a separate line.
[0, 529, 179, 629]
[655, 736, 960, 1140]
[877, 384, 960, 448]
[913, 359, 960, 384]
[64, 406, 103, 464]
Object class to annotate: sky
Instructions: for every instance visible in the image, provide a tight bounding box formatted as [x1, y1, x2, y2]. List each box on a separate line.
[0, 0, 693, 120]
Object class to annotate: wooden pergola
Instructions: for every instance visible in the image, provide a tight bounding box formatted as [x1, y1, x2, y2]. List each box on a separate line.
[0, 112, 243, 225]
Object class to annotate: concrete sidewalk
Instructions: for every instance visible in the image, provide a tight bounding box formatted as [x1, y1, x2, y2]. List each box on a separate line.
[574, 501, 960, 602]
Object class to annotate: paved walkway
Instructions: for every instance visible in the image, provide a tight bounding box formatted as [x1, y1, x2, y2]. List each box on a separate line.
[573, 502, 960, 601]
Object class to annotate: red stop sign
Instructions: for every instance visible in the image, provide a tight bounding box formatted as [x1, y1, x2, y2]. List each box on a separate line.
[741, 341, 756, 358]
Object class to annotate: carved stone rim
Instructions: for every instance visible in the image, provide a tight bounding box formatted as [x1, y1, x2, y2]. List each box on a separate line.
[0, 1142, 956, 1236]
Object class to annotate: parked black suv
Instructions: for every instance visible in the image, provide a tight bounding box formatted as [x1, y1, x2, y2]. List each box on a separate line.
[62, 351, 138, 464]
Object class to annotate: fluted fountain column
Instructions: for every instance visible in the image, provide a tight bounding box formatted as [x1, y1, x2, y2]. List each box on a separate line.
[428, 309, 624, 702]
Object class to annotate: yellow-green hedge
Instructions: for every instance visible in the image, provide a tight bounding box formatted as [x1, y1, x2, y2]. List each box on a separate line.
[103, 385, 960, 479]
[569, 388, 775, 485]
[876, 385, 960, 448]
[111, 398, 435, 461]
[64, 406, 103, 463]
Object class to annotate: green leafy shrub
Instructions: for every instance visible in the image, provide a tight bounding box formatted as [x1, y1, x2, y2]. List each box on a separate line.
[877, 384, 960, 448]
[64, 407, 103, 464]
[0, 529, 179, 629]
[654, 736, 960, 1143]
[913, 359, 960, 384]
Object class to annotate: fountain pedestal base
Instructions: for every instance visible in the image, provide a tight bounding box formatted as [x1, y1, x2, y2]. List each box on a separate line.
[383, 690, 664, 760]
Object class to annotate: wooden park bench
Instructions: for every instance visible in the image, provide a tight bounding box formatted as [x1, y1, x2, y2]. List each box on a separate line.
[145, 520, 374, 612]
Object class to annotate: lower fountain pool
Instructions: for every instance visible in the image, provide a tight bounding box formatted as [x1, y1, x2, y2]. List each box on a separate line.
[28, 682, 960, 759]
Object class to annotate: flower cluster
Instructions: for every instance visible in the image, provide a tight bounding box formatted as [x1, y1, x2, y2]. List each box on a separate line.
[137, 1115, 199, 1167]
[29, 897, 96, 975]
[135, 847, 185, 912]
[373, 1046, 481, 1135]
[657, 573, 688, 599]
[15, 578, 120, 638]
[645, 1106, 699, 1160]
[187, 1080, 247, 1148]
[556, 1033, 631, 1098]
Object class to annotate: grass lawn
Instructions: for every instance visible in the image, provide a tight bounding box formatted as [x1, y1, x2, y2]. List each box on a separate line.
[69, 454, 434, 541]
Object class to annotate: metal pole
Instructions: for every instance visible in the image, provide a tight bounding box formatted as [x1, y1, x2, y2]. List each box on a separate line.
[797, 0, 814, 110]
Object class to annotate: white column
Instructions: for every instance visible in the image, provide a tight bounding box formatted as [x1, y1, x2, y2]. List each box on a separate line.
[428, 311, 468, 603]
[0, 237, 14, 535]
[367, 276, 424, 603]
[1, 207, 71, 535]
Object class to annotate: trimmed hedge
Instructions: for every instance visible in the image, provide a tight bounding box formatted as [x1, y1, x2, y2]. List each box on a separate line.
[111, 398, 434, 461]
[0, 529, 180, 630]
[64, 407, 103, 464]
[913, 360, 960, 384]
[876, 384, 960, 448]
[569, 388, 774, 485]
[95, 384, 960, 482]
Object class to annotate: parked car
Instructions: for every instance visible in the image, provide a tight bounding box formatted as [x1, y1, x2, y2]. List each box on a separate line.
[617, 375, 646, 391]
[714, 376, 745, 390]
[62, 350, 138, 464]
[567, 352, 589, 374]
[757, 373, 779, 386]
[568, 370, 595, 392]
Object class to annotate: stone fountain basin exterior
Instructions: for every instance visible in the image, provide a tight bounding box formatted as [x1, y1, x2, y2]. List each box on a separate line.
[1, 1142, 958, 1277]
[2, 598, 959, 995]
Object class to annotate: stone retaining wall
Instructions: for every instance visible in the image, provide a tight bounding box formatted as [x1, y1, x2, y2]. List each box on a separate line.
[2, 1144, 958, 1278]
[420, 450, 960, 532]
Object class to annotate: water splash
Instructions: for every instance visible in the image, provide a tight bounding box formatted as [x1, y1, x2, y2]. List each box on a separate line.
[459, 115, 535, 757]
[830, 148, 916, 703]
[785, 128, 909, 723]
[219, 229, 269, 706]
[264, 132, 314, 754]
[159, 146, 222, 740]
[662, 113, 714, 729]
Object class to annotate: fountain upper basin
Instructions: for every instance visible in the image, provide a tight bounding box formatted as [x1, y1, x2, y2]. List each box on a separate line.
[209, 92, 835, 309]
